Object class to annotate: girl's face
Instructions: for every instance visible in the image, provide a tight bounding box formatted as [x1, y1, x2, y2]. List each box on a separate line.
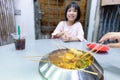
[67, 7, 78, 22]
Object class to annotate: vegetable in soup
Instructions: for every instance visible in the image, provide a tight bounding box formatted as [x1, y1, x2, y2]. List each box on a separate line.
[49, 49, 93, 70]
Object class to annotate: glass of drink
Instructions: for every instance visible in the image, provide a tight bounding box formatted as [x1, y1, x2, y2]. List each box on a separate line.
[11, 33, 25, 50]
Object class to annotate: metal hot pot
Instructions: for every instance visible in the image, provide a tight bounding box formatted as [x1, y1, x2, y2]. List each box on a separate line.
[39, 49, 104, 80]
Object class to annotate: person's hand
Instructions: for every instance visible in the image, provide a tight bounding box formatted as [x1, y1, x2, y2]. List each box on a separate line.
[99, 32, 120, 48]
[99, 32, 120, 43]
[51, 31, 64, 39]
[62, 32, 71, 42]
[62, 37, 71, 42]
[106, 43, 120, 48]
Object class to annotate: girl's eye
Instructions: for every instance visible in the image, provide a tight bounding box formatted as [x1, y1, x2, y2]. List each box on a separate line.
[68, 10, 71, 12]
[74, 10, 77, 12]
[68, 9, 77, 12]
[73, 9, 77, 12]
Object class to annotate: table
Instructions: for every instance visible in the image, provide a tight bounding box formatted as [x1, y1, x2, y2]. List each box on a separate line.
[0, 39, 120, 80]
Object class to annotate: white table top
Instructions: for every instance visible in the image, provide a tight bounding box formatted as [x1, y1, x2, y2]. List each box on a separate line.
[0, 39, 120, 80]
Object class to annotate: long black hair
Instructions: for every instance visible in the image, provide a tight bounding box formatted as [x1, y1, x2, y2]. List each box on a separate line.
[65, 2, 81, 22]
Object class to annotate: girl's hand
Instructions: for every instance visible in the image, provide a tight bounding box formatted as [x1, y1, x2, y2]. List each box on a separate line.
[62, 36, 71, 42]
[51, 31, 64, 38]
[64, 32, 71, 37]
[62, 32, 71, 41]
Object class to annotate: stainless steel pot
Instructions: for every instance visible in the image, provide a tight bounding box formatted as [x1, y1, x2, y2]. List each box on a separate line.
[39, 49, 104, 80]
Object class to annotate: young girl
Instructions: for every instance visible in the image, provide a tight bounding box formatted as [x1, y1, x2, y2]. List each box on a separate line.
[51, 2, 85, 42]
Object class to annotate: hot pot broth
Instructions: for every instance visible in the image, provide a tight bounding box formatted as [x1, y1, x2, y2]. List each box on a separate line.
[49, 49, 93, 70]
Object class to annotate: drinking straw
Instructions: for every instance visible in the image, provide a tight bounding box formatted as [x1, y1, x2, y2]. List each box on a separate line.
[18, 25, 21, 40]
[21, 22, 24, 37]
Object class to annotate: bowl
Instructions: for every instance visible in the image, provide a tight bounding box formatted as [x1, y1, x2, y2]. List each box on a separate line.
[39, 49, 104, 80]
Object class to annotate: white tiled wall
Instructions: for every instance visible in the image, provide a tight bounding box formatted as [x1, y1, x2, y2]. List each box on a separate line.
[14, 0, 35, 40]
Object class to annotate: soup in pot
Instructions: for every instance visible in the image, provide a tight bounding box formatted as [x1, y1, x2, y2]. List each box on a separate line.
[49, 49, 93, 70]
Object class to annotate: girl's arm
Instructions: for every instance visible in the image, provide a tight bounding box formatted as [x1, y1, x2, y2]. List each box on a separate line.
[51, 21, 64, 38]
[77, 23, 85, 41]
[52, 31, 64, 38]
[63, 36, 79, 42]
[62, 32, 79, 42]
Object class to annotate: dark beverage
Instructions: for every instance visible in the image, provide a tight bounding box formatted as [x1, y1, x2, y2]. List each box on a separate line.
[14, 38, 25, 50]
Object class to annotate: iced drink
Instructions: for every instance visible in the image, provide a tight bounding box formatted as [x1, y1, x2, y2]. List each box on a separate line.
[11, 33, 25, 50]
[14, 38, 25, 50]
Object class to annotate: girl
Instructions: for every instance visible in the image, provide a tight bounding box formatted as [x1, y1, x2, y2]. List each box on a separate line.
[51, 2, 85, 42]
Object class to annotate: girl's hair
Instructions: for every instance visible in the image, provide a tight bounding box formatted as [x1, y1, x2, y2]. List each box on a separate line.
[65, 2, 81, 22]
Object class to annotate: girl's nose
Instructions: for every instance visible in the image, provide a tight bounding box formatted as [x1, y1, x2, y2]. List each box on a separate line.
[70, 11, 74, 14]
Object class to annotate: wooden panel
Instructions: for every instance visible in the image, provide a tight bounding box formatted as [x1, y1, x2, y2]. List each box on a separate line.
[0, 0, 16, 46]
[101, 0, 120, 6]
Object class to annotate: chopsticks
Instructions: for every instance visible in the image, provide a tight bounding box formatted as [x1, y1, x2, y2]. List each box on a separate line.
[24, 42, 101, 76]
[24, 56, 46, 58]
[24, 55, 98, 76]
[80, 69, 98, 75]
[31, 59, 50, 62]
[52, 41, 101, 59]
[81, 42, 104, 58]
[30, 59, 98, 76]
